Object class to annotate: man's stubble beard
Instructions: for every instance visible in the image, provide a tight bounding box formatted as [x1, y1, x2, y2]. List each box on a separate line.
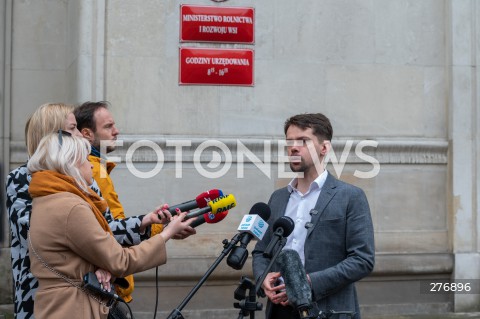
[105, 145, 116, 153]
[289, 161, 307, 173]
[290, 158, 321, 177]
[93, 138, 116, 154]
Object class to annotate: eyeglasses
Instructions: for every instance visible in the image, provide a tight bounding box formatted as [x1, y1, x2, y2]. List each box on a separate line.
[57, 129, 72, 147]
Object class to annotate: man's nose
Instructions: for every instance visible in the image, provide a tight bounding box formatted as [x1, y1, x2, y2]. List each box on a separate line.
[112, 126, 120, 136]
[289, 141, 302, 151]
[288, 146, 299, 155]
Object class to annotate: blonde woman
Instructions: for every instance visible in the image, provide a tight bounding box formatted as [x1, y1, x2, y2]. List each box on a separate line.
[27, 132, 192, 319]
[6, 103, 82, 319]
[5, 103, 170, 319]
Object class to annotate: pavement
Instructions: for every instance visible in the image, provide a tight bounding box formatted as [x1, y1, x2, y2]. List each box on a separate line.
[367, 315, 480, 319]
[1, 305, 480, 319]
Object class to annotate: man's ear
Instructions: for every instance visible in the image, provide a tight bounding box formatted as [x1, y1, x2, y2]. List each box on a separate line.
[80, 128, 94, 143]
[320, 140, 331, 156]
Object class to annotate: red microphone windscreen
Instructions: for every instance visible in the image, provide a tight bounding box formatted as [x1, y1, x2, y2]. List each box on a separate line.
[204, 210, 228, 224]
[195, 189, 223, 208]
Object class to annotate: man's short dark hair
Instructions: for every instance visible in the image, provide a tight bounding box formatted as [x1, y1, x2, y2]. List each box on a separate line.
[284, 113, 333, 141]
[74, 101, 110, 132]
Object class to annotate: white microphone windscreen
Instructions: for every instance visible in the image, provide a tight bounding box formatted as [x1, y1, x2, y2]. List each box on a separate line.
[237, 214, 268, 240]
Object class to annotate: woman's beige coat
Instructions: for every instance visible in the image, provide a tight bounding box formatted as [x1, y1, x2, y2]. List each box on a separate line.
[29, 192, 167, 319]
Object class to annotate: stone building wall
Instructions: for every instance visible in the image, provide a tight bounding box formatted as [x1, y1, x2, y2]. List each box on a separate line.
[1, 0, 479, 317]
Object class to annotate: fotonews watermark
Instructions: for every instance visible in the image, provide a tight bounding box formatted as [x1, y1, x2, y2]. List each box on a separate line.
[99, 139, 380, 179]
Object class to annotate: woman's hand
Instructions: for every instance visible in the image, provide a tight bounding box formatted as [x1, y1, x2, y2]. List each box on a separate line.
[160, 211, 195, 241]
[171, 226, 196, 240]
[94, 268, 112, 292]
[151, 204, 173, 224]
[139, 204, 173, 233]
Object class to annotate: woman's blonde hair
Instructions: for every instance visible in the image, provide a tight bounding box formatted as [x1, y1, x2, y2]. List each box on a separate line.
[27, 132, 92, 193]
[26, 103, 75, 156]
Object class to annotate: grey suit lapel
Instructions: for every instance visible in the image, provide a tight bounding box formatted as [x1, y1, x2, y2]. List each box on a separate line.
[272, 188, 291, 221]
[306, 172, 338, 237]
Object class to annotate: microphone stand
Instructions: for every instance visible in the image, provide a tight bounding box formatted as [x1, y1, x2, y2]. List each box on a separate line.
[254, 236, 287, 296]
[233, 276, 262, 319]
[166, 233, 243, 319]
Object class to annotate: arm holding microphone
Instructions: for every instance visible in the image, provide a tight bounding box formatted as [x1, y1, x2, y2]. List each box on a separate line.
[277, 249, 357, 319]
[141, 204, 195, 240]
[252, 215, 294, 302]
[277, 249, 314, 319]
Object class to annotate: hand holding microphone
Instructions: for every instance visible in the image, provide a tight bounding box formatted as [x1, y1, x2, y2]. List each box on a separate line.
[152, 203, 173, 224]
[261, 271, 287, 305]
[277, 249, 313, 319]
[255, 216, 295, 297]
[159, 211, 195, 242]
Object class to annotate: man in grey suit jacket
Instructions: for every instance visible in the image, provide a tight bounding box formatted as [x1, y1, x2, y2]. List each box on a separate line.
[252, 113, 375, 319]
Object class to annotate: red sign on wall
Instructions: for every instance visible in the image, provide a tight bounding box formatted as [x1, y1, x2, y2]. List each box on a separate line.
[179, 47, 254, 86]
[180, 5, 254, 44]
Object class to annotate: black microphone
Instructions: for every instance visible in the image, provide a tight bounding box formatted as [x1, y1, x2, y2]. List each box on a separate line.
[167, 189, 223, 215]
[227, 203, 271, 270]
[277, 249, 313, 319]
[263, 216, 295, 258]
[185, 194, 236, 219]
[254, 216, 295, 297]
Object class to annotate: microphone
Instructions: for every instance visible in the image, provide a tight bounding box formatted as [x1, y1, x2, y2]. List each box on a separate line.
[167, 189, 223, 215]
[185, 194, 236, 219]
[227, 203, 271, 270]
[254, 216, 295, 297]
[190, 210, 229, 228]
[277, 249, 312, 319]
[263, 216, 295, 258]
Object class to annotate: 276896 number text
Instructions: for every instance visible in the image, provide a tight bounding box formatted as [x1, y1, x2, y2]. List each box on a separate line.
[429, 282, 471, 292]
[420, 280, 479, 294]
